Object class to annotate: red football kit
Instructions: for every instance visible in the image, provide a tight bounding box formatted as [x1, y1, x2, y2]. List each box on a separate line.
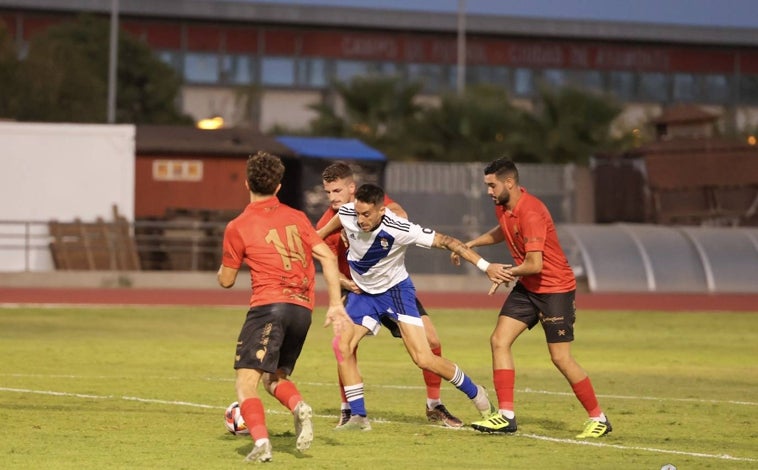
[316, 194, 394, 279]
[222, 196, 322, 309]
[495, 187, 576, 293]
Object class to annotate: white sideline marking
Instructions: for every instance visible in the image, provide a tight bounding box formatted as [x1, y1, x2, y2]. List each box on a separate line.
[521, 433, 756, 462]
[1, 386, 756, 463]
[3, 375, 757, 407]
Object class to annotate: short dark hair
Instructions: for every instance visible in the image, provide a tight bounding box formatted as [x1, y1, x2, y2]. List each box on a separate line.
[483, 158, 519, 182]
[246, 151, 285, 195]
[354, 183, 384, 206]
[321, 161, 354, 182]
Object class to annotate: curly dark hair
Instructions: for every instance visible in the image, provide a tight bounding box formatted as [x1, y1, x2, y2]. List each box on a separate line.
[246, 151, 285, 195]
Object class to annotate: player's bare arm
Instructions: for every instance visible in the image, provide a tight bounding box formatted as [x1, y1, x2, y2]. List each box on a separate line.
[450, 225, 505, 266]
[316, 214, 343, 240]
[467, 225, 506, 248]
[432, 232, 510, 284]
[506, 250, 543, 278]
[339, 276, 361, 294]
[217, 264, 238, 288]
[311, 241, 351, 333]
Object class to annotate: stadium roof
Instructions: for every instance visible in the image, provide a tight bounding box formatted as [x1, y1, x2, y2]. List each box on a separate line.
[2, 0, 758, 47]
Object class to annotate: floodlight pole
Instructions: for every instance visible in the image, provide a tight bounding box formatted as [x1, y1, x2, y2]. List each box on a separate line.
[107, 0, 119, 123]
[456, 0, 466, 96]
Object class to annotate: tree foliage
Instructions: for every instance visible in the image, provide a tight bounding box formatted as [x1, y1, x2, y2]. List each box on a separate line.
[307, 76, 423, 158]
[0, 22, 21, 118]
[407, 84, 519, 162]
[307, 76, 628, 164]
[4, 15, 191, 124]
[510, 86, 626, 164]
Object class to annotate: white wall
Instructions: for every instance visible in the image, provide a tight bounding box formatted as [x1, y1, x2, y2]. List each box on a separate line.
[0, 122, 135, 271]
[259, 90, 321, 132]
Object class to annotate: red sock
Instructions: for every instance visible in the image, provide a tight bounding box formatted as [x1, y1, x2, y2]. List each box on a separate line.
[571, 376, 602, 417]
[240, 398, 268, 441]
[273, 380, 302, 411]
[423, 346, 443, 401]
[493, 369, 515, 411]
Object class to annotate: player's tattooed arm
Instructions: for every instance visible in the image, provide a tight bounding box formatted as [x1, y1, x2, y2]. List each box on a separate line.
[433, 232, 511, 284]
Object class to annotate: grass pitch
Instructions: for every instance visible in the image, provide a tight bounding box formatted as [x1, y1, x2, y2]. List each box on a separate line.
[0, 305, 756, 469]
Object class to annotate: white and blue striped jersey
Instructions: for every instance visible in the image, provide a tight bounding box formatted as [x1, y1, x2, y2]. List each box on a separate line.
[337, 203, 435, 294]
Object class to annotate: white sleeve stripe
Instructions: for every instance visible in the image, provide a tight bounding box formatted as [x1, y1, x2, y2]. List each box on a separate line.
[339, 207, 356, 216]
[382, 217, 411, 232]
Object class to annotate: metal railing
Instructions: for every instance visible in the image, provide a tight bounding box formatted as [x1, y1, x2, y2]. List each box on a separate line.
[0, 219, 228, 272]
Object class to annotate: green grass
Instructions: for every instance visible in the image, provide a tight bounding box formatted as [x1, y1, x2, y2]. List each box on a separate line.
[1, 306, 756, 469]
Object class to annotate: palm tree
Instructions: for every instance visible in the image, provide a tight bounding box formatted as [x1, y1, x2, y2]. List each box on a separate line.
[511, 86, 627, 164]
[307, 75, 423, 159]
[408, 84, 520, 162]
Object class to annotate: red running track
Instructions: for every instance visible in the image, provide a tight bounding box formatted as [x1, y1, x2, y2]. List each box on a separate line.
[1, 287, 756, 312]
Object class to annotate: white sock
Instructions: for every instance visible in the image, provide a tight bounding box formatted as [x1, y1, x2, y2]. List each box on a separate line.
[500, 409, 515, 419]
[255, 438, 270, 447]
[427, 399, 441, 410]
[591, 413, 607, 422]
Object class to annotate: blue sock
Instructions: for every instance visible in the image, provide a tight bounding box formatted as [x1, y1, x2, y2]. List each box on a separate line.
[344, 383, 367, 416]
[448, 364, 478, 399]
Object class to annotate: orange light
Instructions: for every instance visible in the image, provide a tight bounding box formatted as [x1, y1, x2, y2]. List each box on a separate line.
[748, 135, 757, 146]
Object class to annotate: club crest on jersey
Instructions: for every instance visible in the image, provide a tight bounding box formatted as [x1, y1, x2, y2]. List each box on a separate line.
[380, 238, 389, 250]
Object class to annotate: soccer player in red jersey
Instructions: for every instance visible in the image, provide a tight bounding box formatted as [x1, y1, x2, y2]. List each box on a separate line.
[317, 161, 463, 429]
[218, 151, 350, 462]
[454, 158, 611, 438]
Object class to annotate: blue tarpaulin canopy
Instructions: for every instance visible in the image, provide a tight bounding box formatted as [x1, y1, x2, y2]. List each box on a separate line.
[276, 136, 386, 161]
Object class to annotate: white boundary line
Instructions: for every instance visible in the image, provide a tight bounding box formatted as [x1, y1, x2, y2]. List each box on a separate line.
[3, 375, 757, 407]
[1, 386, 756, 463]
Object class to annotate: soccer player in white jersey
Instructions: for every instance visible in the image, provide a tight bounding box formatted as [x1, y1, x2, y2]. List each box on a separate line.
[316, 183, 512, 430]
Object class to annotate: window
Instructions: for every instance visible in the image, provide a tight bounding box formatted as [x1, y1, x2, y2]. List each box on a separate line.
[221, 54, 254, 85]
[541, 69, 566, 89]
[464, 65, 489, 85]
[740, 75, 758, 104]
[638, 72, 669, 102]
[576, 70, 604, 91]
[156, 50, 182, 73]
[673, 73, 697, 102]
[490, 66, 510, 88]
[297, 58, 327, 87]
[609, 71, 635, 100]
[513, 68, 534, 97]
[702, 74, 730, 103]
[407, 63, 445, 92]
[261, 57, 295, 86]
[184, 52, 220, 84]
[335, 60, 370, 82]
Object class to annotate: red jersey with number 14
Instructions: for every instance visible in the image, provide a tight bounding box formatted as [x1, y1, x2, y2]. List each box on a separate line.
[222, 196, 321, 309]
[495, 187, 576, 293]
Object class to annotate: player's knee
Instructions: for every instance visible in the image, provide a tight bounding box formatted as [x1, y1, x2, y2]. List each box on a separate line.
[411, 350, 435, 370]
[426, 336, 441, 350]
[550, 350, 573, 369]
[261, 373, 277, 395]
[332, 335, 351, 362]
[490, 332, 511, 351]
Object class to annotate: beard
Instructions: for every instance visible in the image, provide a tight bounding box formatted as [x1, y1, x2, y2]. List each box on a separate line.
[493, 190, 510, 206]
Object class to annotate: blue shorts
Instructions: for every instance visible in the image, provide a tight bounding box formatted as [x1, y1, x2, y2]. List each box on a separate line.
[344, 277, 423, 335]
